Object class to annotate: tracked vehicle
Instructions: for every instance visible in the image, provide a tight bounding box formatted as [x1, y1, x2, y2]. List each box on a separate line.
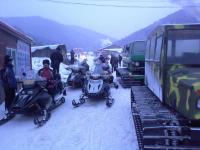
[131, 24, 200, 149]
[116, 41, 146, 88]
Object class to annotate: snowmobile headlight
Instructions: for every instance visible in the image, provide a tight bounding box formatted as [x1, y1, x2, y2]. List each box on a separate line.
[135, 62, 140, 67]
[197, 99, 200, 109]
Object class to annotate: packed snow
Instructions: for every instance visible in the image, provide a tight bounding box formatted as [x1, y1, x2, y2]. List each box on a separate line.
[0, 54, 138, 150]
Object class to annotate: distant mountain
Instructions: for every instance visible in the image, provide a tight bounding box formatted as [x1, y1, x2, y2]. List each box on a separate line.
[1, 16, 115, 51]
[116, 7, 200, 46]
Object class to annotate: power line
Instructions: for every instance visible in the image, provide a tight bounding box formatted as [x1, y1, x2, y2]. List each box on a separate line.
[74, 0, 171, 2]
[39, 0, 200, 8]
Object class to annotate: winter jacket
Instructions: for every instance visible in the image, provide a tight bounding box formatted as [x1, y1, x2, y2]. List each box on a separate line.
[80, 62, 89, 72]
[110, 56, 118, 67]
[118, 55, 122, 62]
[50, 51, 63, 67]
[0, 80, 5, 105]
[38, 67, 54, 80]
[1, 64, 17, 89]
[99, 55, 106, 63]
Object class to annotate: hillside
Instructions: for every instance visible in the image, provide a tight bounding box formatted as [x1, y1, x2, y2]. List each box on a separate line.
[116, 7, 200, 46]
[1, 16, 115, 51]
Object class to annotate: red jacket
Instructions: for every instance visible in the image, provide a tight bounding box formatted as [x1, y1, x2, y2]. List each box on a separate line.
[38, 67, 53, 80]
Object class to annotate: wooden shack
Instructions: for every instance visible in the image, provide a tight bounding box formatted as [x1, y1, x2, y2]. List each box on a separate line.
[0, 20, 32, 77]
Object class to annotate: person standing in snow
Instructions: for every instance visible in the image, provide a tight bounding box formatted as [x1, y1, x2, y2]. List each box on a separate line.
[70, 49, 75, 64]
[0, 73, 5, 105]
[118, 54, 122, 67]
[99, 54, 106, 63]
[110, 54, 119, 72]
[0, 72, 5, 117]
[50, 47, 63, 77]
[1, 55, 17, 112]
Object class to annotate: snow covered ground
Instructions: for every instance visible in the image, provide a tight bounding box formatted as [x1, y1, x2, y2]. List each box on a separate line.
[0, 54, 138, 150]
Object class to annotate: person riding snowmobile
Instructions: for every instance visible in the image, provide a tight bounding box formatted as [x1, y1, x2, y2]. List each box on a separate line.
[37, 59, 54, 112]
[0, 59, 66, 126]
[72, 60, 116, 107]
[67, 59, 89, 88]
[38, 59, 54, 80]
[79, 58, 89, 74]
[38, 59, 64, 97]
[93, 61, 118, 88]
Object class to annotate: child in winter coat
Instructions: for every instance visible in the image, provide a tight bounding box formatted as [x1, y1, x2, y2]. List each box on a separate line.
[38, 59, 54, 80]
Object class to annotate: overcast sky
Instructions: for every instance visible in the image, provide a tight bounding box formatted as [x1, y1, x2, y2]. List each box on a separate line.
[0, 0, 198, 39]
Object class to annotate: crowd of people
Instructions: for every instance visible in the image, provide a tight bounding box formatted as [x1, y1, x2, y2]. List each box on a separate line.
[98, 54, 122, 73]
[0, 48, 122, 118]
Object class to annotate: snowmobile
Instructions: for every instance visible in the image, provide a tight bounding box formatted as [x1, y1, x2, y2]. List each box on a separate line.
[0, 77, 66, 127]
[66, 66, 86, 88]
[72, 71, 115, 107]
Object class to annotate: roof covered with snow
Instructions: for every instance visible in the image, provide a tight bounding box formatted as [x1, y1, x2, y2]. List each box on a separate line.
[97, 44, 123, 53]
[31, 44, 65, 52]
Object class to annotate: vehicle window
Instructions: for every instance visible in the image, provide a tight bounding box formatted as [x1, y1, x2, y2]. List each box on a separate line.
[155, 36, 163, 61]
[167, 30, 200, 64]
[145, 40, 150, 59]
[150, 36, 156, 60]
[134, 42, 146, 55]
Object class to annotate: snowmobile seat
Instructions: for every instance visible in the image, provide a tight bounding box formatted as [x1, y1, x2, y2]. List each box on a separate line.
[22, 80, 37, 89]
[89, 74, 101, 80]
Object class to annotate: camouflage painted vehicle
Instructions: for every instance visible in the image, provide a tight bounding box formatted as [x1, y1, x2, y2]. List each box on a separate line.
[146, 24, 200, 120]
[131, 24, 200, 149]
[116, 41, 146, 87]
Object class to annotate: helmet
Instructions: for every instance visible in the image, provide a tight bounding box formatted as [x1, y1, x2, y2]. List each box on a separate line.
[43, 59, 50, 65]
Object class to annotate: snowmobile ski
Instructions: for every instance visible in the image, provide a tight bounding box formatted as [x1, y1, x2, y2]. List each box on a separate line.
[72, 98, 86, 107]
[34, 109, 51, 126]
[0, 113, 15, 125]
[106, 97, 114, 107]
[49, 97, 65, 111]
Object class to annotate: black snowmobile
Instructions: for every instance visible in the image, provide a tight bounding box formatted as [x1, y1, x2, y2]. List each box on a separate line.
[0, 77, 66, 127]
[72, 70, 116, 107]
[66, 65, 87, 88]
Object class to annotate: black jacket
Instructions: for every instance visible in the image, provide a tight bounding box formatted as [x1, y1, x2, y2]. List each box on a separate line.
[118, 55, 122, 62]
[99, 55, 106, 63]
[50, 51, 63, 67]
[1, 64, 17, 89]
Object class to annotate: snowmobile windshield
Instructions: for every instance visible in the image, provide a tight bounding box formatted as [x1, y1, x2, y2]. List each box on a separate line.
[167, 29, 200, 65]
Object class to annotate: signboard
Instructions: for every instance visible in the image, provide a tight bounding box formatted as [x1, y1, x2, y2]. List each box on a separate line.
[16, 40, 31, 77]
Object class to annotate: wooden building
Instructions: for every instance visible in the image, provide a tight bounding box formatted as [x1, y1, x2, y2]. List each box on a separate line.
[0, 21, 32, 77]
[31, 44, 67, 58]
[96, 44, 123, 56]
